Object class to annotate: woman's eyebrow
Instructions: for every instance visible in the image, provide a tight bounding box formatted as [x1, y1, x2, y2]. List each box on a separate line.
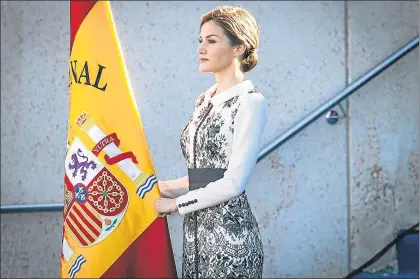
[200, 34, 220, 39]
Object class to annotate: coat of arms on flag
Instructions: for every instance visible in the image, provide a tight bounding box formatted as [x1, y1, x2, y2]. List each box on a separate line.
[60, 1, 177, 278]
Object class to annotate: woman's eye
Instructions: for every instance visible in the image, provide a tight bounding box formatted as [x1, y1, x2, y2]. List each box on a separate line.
[209, 40, 216, 44]
[198, 38, 202, 43]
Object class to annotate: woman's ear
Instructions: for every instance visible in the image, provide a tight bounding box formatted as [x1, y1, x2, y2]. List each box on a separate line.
[235, 44, 247, 58]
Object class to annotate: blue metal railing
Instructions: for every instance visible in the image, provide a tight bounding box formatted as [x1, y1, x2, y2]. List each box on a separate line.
[257, 36, 419, 162]
[1, 36, 419, 214]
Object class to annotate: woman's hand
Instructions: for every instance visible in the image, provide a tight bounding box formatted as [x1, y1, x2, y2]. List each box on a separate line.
[155, 198, 178, 217]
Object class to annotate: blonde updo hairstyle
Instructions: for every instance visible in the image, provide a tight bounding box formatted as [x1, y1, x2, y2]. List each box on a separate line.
[200, 6, 260, 73]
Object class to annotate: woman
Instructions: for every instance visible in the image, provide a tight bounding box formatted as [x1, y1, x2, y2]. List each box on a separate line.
[155, 5, 267, 278]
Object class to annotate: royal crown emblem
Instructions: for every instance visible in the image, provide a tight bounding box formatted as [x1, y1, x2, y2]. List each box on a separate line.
[76, 111, 88, 127]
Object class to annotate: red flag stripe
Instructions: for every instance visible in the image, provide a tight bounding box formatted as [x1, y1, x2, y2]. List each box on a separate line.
[101, 217, 177, 278]
[70, 0, 98, 52]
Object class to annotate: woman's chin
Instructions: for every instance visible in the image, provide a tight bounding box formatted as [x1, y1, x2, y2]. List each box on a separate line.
[198, 65, 213, 72]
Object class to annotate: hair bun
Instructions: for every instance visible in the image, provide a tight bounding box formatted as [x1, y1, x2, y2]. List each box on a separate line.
[242, 49, 258, 73]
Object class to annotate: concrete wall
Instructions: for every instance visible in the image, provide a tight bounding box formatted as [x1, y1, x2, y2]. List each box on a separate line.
[347, 1, 419, 271]
[1, 1, 418, 278]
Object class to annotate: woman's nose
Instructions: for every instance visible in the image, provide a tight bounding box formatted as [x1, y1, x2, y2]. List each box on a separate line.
[197, 45, 206, 55]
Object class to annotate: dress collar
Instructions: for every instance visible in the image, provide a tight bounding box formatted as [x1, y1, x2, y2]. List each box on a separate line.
[203, 80, 254, 106]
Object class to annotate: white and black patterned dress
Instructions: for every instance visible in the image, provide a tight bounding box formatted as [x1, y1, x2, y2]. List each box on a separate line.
[176, 80, 267, 278]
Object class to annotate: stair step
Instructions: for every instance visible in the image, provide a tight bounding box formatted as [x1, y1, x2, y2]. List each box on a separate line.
[353, 272, 419, 278]
[397, 230, 419, 274]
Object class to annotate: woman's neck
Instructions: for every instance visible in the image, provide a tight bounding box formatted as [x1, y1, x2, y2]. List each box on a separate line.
[213, 64, 245, 94]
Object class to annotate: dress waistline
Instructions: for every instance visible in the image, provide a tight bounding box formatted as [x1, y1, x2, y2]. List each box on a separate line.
[188, 168, 226, 191]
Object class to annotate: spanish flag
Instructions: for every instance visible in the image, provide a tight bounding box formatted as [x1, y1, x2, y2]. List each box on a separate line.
[60, 1, 177, 278]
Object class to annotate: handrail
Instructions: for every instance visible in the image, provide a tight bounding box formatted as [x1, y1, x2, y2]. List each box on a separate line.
[1, 36, 418, 214]
[1, 202, 64, 213]
[257, 36, 419, 162]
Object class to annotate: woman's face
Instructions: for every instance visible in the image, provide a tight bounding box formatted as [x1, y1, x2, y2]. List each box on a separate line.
[197, 20, 237, 73]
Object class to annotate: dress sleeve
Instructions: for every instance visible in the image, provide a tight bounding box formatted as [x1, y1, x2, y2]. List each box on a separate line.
[175, 93, 267, 215]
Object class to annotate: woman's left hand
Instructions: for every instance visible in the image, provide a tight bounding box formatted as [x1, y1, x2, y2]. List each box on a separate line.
[155, 198, 178, 217]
